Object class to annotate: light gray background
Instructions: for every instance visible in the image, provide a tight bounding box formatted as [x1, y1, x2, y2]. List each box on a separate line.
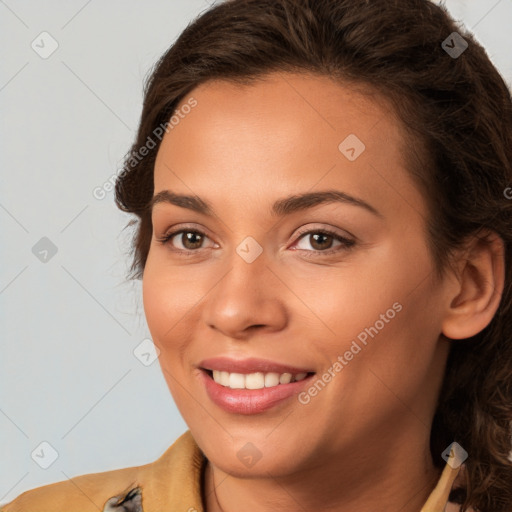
[1, 0, 511, 504]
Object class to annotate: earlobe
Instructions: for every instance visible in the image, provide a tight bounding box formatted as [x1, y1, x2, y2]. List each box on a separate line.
[441, 231, 505, 340]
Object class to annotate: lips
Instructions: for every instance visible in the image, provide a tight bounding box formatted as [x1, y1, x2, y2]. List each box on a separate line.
[198, 357, 316, 414]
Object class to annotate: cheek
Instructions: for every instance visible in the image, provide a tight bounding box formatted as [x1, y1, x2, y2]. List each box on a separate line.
[285, 252, 415, 353]
[142, 252, 198, 340]
[142, 264, 198, 408]
[297, 234, 438, 379]
[141, 253, 214, 387]
[141, 256, 191, 358]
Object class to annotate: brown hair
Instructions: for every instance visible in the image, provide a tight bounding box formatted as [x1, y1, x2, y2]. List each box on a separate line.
[114, 0, 512, 509]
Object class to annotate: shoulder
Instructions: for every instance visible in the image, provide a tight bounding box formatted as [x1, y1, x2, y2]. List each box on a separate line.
[0, 431, 203, 512]
[0, 462, 144, 512]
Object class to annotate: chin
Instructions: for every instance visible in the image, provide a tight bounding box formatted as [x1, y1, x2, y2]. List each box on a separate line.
[212, 451, 303, 479]
[194, 428, 310, 478]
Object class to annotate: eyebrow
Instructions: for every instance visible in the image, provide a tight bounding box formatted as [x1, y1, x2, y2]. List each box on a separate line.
[149, 189, 383, 218]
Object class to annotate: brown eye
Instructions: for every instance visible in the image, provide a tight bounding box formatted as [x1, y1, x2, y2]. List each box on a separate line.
[178, 231, 204, 250]
[156, 229, 214, 252]
[292, 228, 356, 257]
[308, 232, 334, 250]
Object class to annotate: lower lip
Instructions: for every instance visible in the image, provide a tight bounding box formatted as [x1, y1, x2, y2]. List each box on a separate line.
[200, 370, 314, 415]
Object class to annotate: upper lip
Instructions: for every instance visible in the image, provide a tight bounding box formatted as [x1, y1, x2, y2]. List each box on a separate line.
[198, 357, 315, 375]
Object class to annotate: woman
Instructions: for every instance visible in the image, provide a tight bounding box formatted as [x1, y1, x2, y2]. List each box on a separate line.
[3, 0, 511, 511]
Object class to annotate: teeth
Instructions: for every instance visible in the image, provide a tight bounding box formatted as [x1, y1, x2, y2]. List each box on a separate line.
[220, 371, 230, 386]
[245, 372, 265, 389]
[210, 370, 310, 389]
[229, 372, 246, 389]
[279, 373, 292, 384]
[264, 372, 280, 387]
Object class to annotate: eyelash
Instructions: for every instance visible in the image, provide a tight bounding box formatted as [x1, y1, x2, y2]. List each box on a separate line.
[155, 226, 356, 258]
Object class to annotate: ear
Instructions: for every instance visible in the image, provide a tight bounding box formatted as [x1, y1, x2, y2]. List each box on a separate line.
[441, 230, 505, 340]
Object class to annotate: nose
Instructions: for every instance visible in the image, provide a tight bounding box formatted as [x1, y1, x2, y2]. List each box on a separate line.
[201, 249, 288, 340]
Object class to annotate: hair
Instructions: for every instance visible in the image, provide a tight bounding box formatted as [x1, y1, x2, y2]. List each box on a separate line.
[114, 0, 512, 510]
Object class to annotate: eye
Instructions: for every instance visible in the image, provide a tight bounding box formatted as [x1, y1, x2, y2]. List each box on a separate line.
[291, 228, 356, 257]
[155, 228, 216, 252]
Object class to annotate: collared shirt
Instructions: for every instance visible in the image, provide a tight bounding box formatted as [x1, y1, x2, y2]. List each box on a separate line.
[1, 430, 470, 512]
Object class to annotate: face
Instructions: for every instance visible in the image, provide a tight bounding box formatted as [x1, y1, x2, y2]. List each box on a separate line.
[143, 72, 451, 478]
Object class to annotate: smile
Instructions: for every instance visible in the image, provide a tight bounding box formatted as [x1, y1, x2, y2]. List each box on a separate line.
[210, 369, 310, 389]
[198, 357, 316, 414]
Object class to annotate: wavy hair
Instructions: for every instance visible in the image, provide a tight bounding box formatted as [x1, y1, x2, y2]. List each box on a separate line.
[114, 1, 512, 510]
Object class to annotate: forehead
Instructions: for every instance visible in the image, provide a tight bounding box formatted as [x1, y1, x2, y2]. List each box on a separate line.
[153, 72, 426, 222]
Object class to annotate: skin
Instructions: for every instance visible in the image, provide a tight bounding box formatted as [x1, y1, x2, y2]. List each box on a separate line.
[142, 72, 505, 511]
